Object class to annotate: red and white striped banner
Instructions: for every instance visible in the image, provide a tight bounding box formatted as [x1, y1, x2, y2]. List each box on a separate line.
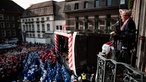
[54, 31, 77, 75]
[54, 34, 58, 53]
[68, 35, 73, 69]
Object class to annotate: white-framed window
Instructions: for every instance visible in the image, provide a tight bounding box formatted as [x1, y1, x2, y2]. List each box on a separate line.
[46, 17, 50, 21]
[26, 24, 28, 31]
[38, 34, 41, 38]
[42, 24, 45, 31]
[41, 17, 44, 21]
[60, 26, 62, 30]
[47, 24, 50, 31]
[29, 24, 31, 31]
[31, 18, 34, 21]
[37, 24, 40, 31]
[37, 18, 39, 21]
[32, 24, 34, 31]
[32, 33, 35, 37]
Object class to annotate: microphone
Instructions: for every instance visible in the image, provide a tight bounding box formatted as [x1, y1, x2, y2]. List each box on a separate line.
[111, 21, 119, 27]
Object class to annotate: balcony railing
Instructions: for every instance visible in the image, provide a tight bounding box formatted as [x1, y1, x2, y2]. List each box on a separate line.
[95, 52, 145, 82]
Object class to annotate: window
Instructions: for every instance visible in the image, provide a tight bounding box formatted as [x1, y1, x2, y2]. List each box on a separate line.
[42, 24, 45, 31]
[11, 16, 15, 20]
[31, 18, 34, 21]
[75, 17, 79, 29]
[60, 26, 62, 30]
[23, 25, 25, 31]
[37, 18, 39, 21]
[26, 24, 28, 31]
[74, 3, 79, 10]
[38, 34, 40, 38]
[32, 33, 35, 37]
[5, 16, 9, 20]
[56, 26, 59, 30]
[28, 19, 30, 22]
[94, 15, 99, 29]
[47, 24, 50, 31]
[7, 30, 11, 37]
[7, 23, 10, 28]
[46, 17, 50, 21]
[0, 14, 4, 20]
[106, 14, 111, 28]
[41, 17, 44, 21]
[2, 30, 6, 37]
[84, 1, 88, 8]
[32, 24, 34, 31]
[37, 24, 40, 31]
[84, 16, 88, 30]
[120, 0, 125, 4]
[12, 24, 15, 28]
[95, 0, 99, 8]
[12, 30, 16, 36]
[107, 0, 112, 6]
[29, 24, 31, 31]
[0, 22, 4, 28]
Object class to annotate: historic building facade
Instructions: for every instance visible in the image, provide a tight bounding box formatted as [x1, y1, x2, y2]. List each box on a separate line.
[64, 0, 128, 33]
[0, 0, 24, 43]
[21, 1, 65, 44]
[133, 0, 146, 73]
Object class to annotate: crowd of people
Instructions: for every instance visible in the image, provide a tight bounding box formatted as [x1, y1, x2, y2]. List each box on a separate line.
[0, 42, 50, 82]
[0, 38, 105, 82]
[0, 42, 97, 82]
[0, 42, 73, 82]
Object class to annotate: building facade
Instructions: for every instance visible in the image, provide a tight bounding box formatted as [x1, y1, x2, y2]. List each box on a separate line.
[0, 0, 24, 43]
[21, 1, 65, 44]
[64, 0, 128, 32]
[133, 0, 146, 73]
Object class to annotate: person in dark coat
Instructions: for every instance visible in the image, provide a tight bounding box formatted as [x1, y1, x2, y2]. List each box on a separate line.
[110, 9, 136, 65]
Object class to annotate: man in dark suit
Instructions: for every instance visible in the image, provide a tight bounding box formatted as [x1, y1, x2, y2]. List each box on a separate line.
[110, 9, 136, 65]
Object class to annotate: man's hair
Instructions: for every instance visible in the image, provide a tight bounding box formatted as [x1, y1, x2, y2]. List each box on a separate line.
[119, 9, 132, 16]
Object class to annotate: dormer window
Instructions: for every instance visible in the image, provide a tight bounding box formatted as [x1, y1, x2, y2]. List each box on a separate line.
[74, 3, 79, 10]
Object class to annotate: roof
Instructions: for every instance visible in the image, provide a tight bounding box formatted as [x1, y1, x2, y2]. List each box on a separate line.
[0, 0, 24, 14]
[28, 1, 53, 9]
[22, 1, 54, 17]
